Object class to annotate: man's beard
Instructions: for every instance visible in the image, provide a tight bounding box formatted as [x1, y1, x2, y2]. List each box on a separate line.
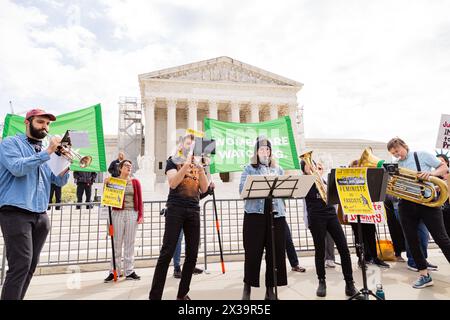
[29, 122, 48, 139]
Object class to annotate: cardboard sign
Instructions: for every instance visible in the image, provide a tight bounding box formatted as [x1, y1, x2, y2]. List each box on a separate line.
[335, 168, 375, 216]
[346, 201, 386, 224]
[436, 114, 450, 150]
[100, 178, 127, 208]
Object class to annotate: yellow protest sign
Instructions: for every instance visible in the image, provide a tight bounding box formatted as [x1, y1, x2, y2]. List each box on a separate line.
[101, 177, 127, 208]
[335, 168, 375, 216]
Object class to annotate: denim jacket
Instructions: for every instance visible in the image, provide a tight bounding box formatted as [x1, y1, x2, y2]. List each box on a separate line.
[0, 134, 70, 213]
[239, 164, 286, 218]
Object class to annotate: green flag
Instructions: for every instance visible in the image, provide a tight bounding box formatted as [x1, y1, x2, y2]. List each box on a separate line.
[2, 104, 107, 172]
[204, 116, 300, 174]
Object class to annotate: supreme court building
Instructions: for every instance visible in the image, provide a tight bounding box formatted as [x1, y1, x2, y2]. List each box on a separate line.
[118, 56, 392, 197]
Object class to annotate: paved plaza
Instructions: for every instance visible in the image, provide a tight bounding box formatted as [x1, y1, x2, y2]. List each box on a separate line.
[23, 249, 450, 300]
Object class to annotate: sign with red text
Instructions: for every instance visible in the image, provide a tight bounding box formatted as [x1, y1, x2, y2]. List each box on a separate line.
[436, 114, 450, 150]
[345, 202, 386, 224]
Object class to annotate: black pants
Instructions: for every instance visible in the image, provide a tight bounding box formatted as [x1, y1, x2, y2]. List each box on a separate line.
[49, 184, 62, 209]
[308, 214, 353, 281]
[76, 183, 92, 208]
[398, 200, 450, 271]
[350, 222, 377, 261]
[443, 204, 450, 238]
[243, 214, 287, 288]
[384, 199, 406, 256]
[284, 219, 299, 268]
[0, 206, 50, 300]
[149, 205, 200, 300]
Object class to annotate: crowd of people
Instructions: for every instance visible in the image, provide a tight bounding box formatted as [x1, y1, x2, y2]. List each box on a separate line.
[0, 108, 449, 300]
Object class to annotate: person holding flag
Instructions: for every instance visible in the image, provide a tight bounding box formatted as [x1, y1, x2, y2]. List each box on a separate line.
[149, 134, 209, 300]
[104, 159, 143, 282]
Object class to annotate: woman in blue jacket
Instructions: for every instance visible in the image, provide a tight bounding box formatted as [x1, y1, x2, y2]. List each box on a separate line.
[239, 136, 287, 300]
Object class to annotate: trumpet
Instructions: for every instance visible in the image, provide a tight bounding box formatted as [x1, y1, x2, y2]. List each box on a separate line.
[300, 150, 327, 203]
[357, 147, 448, 208]
[46, 133, 92, 168]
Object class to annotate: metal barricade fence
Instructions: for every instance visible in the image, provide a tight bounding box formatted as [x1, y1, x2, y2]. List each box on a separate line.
[201, 198, 366, 266]
[0, 201, 167, 285]
[0, 199, 407, 285]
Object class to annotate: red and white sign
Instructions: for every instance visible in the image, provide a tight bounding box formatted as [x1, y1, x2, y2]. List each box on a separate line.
[345, 202, 386, 224]
[436, 114, 450, 150]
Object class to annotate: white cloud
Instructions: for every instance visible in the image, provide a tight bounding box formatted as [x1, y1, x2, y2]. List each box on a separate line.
[1, 0, 449, 154]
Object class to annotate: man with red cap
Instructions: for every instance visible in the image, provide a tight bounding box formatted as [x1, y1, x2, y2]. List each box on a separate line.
[0, 108, 70, 300]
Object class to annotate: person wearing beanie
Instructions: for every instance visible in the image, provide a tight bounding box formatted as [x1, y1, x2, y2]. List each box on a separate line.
[238, 136, 287, 300]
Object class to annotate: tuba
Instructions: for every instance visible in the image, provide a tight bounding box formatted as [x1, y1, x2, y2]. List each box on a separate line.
[300, 150, 327, 203]
[357, 147, 448, 208]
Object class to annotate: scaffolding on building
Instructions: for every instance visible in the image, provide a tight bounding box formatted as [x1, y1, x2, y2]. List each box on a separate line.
[118, 97, 143, 170]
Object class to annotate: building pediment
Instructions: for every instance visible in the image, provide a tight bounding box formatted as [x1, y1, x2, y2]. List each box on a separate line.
[139, 56, 302, 87]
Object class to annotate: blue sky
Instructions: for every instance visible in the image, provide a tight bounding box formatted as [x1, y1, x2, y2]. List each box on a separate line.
[1, 0, 449, 152]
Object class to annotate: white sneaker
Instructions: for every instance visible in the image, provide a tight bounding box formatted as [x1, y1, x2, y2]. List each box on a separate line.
[325, 260, 336, 268]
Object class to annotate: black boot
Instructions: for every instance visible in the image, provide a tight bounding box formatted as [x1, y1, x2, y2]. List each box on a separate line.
[264, 286, 278, 300]
[345, 280, 358, 297]
[242, 283, 251, 300]
[316, 279, 326, 297]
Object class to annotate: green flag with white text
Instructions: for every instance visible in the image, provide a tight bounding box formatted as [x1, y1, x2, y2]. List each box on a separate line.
[204, 116, 300, 174]
[2, 104, 107, 172]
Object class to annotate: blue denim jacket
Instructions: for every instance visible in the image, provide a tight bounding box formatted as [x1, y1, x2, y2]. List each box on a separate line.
[239, 164, 286, 218]
[0, 134, 70, 213]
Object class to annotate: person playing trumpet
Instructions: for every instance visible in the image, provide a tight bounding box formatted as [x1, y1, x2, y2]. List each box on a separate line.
[387, 137, 450, 289]
[0, 109, 70, 300]
[300, 156, 357, 298]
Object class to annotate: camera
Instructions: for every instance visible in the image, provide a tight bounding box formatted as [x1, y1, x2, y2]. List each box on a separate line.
[193, 138, 216, 156]
[383, 163, 399, 175]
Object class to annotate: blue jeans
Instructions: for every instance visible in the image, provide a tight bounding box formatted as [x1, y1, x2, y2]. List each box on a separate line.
[406, 222, 429, 267]
[173, 232, 183, 270]
[394, 204, 429, 267]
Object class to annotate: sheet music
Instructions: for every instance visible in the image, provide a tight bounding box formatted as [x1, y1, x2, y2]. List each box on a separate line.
[68, 130, 90, 148]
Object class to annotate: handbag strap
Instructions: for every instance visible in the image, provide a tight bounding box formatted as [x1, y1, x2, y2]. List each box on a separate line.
[414, 152, 421, 172]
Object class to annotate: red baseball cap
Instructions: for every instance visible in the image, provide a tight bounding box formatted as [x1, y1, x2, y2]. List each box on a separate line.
[25, 108, 56, 121]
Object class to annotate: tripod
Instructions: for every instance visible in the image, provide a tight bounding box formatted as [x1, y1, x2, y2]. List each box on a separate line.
[349, 215, 383, 300]
[264, 177, 279, 300]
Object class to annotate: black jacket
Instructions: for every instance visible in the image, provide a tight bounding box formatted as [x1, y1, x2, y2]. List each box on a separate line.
[108, 159, 120, 177]
[74, 171, 97, 185]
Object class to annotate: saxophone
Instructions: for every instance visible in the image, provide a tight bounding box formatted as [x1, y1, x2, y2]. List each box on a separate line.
[300, 150, 328, 203]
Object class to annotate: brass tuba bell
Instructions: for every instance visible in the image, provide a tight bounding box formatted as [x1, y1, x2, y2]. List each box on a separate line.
[357, 147, 448, 208]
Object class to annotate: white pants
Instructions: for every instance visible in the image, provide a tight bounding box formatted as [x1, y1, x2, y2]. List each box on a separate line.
[110, 209, 138, 276]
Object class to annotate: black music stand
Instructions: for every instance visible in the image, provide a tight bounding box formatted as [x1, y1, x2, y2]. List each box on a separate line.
[327, 168, 388, 300]
[241, 174, 314, 300]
